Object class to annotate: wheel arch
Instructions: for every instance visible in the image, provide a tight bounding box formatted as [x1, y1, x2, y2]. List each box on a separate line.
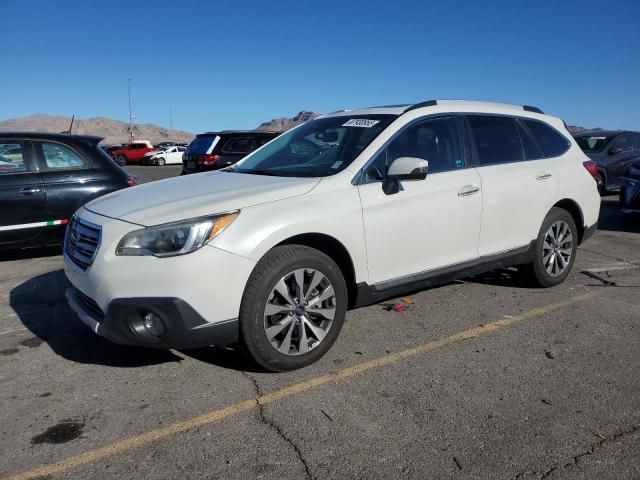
[275, 233, 358, 308]
[552, 198, 585, 243]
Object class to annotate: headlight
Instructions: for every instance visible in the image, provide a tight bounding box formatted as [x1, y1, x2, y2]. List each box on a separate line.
[116, 211, 239, 257]
[628, 165, 640, 176]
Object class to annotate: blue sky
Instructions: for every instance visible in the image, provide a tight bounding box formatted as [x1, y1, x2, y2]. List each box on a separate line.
[2, 0, 639, 132]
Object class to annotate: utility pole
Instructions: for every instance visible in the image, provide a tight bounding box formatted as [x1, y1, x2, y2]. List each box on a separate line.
[169, 106, 174, 142]
[128, 78, 135, 142]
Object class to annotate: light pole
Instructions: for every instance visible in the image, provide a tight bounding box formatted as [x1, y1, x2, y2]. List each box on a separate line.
[169, 106, 173, 143]
[128, 78, 135, 142]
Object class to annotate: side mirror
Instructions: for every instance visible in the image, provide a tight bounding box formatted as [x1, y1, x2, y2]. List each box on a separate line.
[381, 157, 429, 195]
[387, 157, 429, 180]
[609, 147, 623, 155]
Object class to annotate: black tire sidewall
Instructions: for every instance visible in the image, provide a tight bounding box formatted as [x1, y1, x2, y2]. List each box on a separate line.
[239, 246, 347, 372]
[531, 208, 578, 287]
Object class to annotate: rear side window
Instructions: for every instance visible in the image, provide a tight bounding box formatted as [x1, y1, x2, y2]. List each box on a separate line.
[468, 116, 524, 165]
[0, 142, 27, 174]
[41, 142, 87, 169]
[221, 137, 253, 154]
[522, 120, 570, 157]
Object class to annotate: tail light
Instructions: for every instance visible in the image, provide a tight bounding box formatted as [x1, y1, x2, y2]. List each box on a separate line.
[198, 154, 220, 166]
[582, 160, 598, 179]
[127, 176, 138, 186]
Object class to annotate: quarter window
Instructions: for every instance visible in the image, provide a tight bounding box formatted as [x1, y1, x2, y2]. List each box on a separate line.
[41, 142, 87, 169]
[468, 116, 524, 165]
[522, 119, 570, 157]
[0, 142, 27, 174]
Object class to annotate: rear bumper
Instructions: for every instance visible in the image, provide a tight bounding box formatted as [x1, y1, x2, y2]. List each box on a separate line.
[66, 287, 238, 349]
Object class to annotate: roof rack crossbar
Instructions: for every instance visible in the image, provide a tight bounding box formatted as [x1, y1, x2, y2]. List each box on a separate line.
[523, 105, 544, 114]
[403, 100, 438, 113]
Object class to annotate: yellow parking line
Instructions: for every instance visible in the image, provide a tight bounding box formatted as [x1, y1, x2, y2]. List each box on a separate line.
[3, 292, 590, 480]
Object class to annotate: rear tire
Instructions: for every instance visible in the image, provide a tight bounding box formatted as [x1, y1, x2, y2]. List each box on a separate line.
[520, 207, 578, 288]
[239, 245, 347, 372]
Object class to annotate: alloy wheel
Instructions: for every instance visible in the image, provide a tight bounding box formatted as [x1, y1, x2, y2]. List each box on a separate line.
[263, 268, 336, 356]
[542, 220, 573, 276]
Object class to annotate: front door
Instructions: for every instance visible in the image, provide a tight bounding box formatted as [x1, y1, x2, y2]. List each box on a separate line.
[0, 140, 47, 245]
[357, 116, 482, 286]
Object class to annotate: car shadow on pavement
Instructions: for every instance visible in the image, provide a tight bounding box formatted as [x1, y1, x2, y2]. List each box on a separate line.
[0, 245, 63, 262]
[597, 197, 640, 234]
[463, 267, 533, 289]
[178, 346, 267, 373]
[10, 269, 183, 367]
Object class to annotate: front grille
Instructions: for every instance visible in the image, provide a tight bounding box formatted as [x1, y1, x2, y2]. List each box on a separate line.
[65, 217, 101, 271]
[75, 288, 104, 320]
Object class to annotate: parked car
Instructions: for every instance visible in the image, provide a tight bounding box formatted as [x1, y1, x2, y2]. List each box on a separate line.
[155, 141, 177, 149]
[101, 145, 123, 158]
[142, 146, 186, 166]
[182, 130, 280, 174]
[111, 140, 157, 165]
[573, 130, 640, 194]
[64, 100, 599, 371]
[0, 132, 136, 250]
[620, 159, 640, 216]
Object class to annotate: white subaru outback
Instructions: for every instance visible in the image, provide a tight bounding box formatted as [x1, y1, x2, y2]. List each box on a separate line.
[64, 100, 600, 371]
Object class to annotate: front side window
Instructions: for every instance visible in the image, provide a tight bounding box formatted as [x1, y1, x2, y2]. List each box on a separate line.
[522, 119, 570, 157]
[233, 115, 396, 177]
[41, 142, 87, 169]
[365, 116, 463, 180]
[0, 142, 27, 174]
[468, 116, 524, 165]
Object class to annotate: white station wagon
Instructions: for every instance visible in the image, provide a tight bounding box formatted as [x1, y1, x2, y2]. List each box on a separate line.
[64, 100, 600, 371]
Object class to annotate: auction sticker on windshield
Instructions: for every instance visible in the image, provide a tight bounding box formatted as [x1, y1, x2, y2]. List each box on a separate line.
[342, 119, 380, 128]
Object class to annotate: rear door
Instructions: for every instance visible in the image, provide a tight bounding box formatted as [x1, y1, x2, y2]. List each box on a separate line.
[0, 140, 47, 245]
[607, 134, 636, 187]
[33, 140, 99, 240]
[467, 115, 562, 256]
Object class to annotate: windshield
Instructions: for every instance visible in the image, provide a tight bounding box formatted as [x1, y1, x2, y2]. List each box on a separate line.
[232, 115, 396, 177]
[575, 135, 612, 153]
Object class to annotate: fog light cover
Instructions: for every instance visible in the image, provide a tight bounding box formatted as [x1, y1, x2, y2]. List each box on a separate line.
[129, 310, 165, 342]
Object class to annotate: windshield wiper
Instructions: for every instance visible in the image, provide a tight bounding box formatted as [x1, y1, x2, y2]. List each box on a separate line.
[237, 169, 282, 176]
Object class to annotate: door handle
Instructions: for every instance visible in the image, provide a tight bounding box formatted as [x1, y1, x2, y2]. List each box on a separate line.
[19, 187, 42, 195]
[536, 172, 552, 180]
[458, 185, 480, 197]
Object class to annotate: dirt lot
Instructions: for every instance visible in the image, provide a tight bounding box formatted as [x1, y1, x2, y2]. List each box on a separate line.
[1, 165, 639, 479]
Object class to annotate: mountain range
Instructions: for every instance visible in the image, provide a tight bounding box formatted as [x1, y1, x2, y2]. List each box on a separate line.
[0, 112, 594, 146]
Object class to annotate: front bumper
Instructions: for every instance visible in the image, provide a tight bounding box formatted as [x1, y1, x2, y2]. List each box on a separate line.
[63, 207, 257, 349]
[66, 287, 238, 348]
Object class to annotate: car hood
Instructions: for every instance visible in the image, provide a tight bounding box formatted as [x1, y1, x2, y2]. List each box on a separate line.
[86, 171, 320, 226]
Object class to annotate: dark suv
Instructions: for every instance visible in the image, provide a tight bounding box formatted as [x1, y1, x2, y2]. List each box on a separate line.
[182, 130, 280, 174]
[0, 132, 136, 250]
[573, 130, 640, 194]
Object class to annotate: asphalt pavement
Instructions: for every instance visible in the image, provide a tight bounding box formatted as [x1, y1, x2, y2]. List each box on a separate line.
[0, 166, 639, 479]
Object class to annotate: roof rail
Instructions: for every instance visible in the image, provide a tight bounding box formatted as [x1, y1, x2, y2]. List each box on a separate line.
[523, 105, 544, 114]
[403, 100, 438, 113]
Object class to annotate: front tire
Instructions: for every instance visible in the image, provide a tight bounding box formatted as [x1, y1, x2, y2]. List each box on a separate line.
[157, 158, 165, 166]
[520, 207, 578, 288]
[239, 245, 347, 372]
[116, 154, 127, 166]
